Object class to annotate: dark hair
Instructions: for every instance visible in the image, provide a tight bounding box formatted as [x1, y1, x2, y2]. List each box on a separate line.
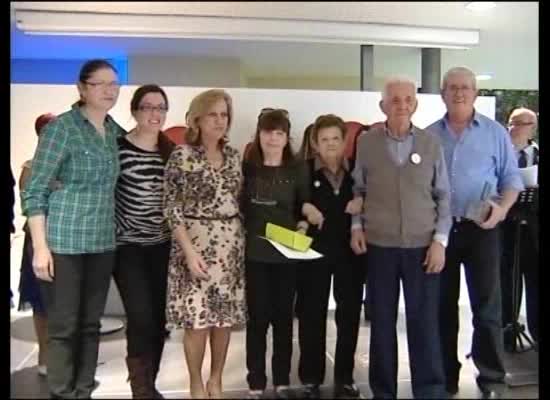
[79, 59, 118, 83]
[297, 123, 315, 160]
[130, 84, 174, 163]
[246, 109, 295, 167]
[77, 59, 118, 106]
[130, 84, 169, 113]
[311, 114, 347, 144]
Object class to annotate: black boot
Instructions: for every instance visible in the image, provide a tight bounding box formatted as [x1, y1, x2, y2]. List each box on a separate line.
[126, 356, 155, 399]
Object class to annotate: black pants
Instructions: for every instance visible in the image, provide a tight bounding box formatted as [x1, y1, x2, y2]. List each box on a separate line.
[113, 242, 170, 359]
[40, 252, 115, 399]
[296, 252, 365, 386]
[500, 217, 539, 345]
[367, 245, 446, 399]
[439, 221, 506, 390]
[245, 260, 297, 390]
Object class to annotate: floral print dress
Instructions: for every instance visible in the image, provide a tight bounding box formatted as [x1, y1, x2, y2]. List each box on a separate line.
[164, 144, 247, 329]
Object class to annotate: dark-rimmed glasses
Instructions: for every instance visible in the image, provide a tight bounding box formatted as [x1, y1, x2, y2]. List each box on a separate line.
[138, 104, 169, 114]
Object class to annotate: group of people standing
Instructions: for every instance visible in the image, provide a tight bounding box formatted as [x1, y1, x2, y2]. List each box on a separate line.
[16, 58, 535, 400]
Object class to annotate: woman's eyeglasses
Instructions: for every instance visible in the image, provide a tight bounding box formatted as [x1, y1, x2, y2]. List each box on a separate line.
[138, 105, 169, 114]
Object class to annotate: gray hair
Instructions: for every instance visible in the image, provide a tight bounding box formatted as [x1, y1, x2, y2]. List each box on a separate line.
[382, 76, 417, 101]
[442, 66, 477, 91]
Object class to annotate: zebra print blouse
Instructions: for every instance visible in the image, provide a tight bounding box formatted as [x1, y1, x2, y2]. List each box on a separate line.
[115, 136, 170, 245]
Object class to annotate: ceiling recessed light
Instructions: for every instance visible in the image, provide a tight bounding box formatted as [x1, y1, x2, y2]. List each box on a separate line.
[466, 2, 496, 12]
[476, 74, 493, 81]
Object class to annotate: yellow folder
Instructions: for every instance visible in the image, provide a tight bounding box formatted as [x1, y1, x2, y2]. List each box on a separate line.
[265, 223, 313, 252]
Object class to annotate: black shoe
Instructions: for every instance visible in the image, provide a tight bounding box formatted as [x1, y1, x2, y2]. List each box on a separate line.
[334, 383, 360, 398]
[302, 384, 321, 398]
[363, 301, 371, 322]
[275, 386, 292, 399]
[476, 378, 503, 399]
[445, 381, 458, 395]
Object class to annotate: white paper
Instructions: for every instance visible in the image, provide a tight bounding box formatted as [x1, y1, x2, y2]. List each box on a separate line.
[520, 165, 538, 187]
[264, 238, 324, 260]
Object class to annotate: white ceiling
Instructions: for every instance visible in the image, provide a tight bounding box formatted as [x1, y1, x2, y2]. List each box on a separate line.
[11, 2, 539, 89]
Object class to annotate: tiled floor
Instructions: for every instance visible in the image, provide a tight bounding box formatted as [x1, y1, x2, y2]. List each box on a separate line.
[10, 307, 538, 399]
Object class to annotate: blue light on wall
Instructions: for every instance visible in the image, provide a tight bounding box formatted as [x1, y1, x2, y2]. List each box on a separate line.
[11, 58, 128, 84]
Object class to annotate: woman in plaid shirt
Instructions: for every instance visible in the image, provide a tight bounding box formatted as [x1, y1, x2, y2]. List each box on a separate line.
[21, 59, 125, 399]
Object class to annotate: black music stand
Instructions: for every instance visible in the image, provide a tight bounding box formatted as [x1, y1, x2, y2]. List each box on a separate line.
[504, 187, 538, 387]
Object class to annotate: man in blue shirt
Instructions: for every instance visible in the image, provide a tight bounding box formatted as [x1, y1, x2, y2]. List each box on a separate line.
[426, 67, 524, 398]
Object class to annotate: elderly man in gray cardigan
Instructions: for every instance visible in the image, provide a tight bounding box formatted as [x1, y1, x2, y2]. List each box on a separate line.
[350, 76, 452, 399]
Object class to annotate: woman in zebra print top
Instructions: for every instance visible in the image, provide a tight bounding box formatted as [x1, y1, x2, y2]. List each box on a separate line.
[113, 84, 174, 398]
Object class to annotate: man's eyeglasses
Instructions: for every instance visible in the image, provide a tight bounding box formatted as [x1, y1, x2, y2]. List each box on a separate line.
[138, 105, 169, 114]
[508, 121, 535, 127]
[258, 108, 289, 119]
[447, 85, 474, 93]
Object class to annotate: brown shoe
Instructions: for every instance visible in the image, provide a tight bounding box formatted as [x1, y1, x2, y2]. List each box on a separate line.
[126, 356, 155, 398]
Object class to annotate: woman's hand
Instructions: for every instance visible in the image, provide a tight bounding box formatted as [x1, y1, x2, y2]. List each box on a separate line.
[303, 203, 324, 230]
[185, 249, 211, 281]
[33, 245, 54, 282]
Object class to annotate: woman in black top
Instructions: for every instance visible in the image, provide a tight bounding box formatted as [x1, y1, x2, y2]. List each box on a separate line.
[242, 109, 322, 399]
[295, 114, 364, 399]
[113, 84, 174, 398]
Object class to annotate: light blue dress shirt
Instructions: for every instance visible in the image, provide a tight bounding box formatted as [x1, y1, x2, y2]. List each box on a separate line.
[425, 111, 524, 219]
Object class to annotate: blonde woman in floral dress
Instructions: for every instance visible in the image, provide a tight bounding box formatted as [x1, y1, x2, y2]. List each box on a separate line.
[163, 89, 246, 399]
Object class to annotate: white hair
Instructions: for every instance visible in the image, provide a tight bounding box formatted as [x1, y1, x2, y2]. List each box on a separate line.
[382, 76, 417, 101]
[442, 66, 477, 91]
[509, 107, 538, 127]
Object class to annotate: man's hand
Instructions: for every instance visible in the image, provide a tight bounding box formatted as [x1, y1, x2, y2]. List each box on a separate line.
[479, 199, 508, 230]
[350, 228, 367, 255]
[423, 241, 446, 274]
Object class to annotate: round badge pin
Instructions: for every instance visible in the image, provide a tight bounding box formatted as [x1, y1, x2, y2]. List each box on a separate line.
[410, 153, 422, 165]
[314, 180, 321, 188]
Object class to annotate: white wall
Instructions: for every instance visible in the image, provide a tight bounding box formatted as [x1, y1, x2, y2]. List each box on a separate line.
[128, 55, 242, 87]
[10, 84, 495, 313]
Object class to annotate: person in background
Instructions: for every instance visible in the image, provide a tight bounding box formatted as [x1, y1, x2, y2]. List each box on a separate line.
[10, 166, 16, 309]
[17, 112, 57, 378]
[164, 89, 247, 399]
[296, 114, 364, 399]
[297, 123, 316, 161]
[500, 107, 539, 351]
[426, 66, 523, 398]
[351, 76, 451, 399]
[21, 59, 124, 399]
[113, 85, 175, 398]
[241, 108, 321, 399]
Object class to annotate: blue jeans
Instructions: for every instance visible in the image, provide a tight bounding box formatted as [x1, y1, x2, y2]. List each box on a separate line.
[367, 244, 446, 399]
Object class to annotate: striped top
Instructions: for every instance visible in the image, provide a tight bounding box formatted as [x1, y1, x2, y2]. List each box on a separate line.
[115, 136, 170, 245]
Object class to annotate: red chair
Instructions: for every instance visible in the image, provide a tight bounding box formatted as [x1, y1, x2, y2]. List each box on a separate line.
[163, 126, 187, 145]
[344, 121, 366, 160]
[35, 113, 56, 136]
